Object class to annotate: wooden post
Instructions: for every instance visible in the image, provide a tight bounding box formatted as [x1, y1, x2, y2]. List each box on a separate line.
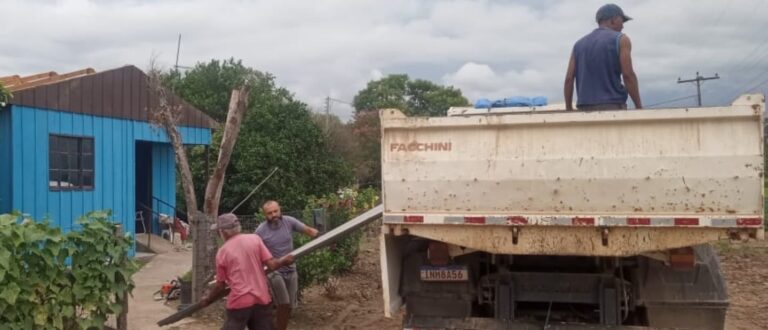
[114, 224, 129, 330]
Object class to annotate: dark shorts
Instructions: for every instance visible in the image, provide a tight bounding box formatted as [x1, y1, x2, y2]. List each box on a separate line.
[223, 303, 273, 330]
[268, 271, 298, 307]
[577, 103, 628, 111]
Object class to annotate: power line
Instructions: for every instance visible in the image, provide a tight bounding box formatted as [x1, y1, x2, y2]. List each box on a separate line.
[743, 75, 768, 94]
[646, 94, 698, 108]
[323, 96, 354, 131]
[677, 72, 720, 106]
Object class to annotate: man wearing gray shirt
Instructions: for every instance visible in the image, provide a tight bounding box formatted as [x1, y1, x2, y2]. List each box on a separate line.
[255, 200, 318, 330]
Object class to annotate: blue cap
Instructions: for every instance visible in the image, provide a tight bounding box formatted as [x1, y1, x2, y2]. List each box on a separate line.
[596, 4, 632, 23]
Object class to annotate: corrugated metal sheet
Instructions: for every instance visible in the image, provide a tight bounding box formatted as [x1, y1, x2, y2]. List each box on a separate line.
[7, 65, 216, 129]
[0, 108, 11, 214]
[6, 105, 210, 233]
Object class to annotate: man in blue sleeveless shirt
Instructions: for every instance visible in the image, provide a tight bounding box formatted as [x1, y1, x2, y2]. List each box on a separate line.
[564, 4, 642, 111]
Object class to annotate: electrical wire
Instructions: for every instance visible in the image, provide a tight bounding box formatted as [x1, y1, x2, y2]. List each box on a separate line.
[645, 95, 697, 108]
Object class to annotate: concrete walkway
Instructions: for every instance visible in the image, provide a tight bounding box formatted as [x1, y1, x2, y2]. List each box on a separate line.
[128, 246, 197, 329]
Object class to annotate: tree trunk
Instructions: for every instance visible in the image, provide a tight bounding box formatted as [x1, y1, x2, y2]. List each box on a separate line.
[147, 67, 251, 303]
[199, 86, 251, 297]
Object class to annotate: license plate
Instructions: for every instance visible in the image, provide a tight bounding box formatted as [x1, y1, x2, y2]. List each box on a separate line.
[420, 265, 468, 282]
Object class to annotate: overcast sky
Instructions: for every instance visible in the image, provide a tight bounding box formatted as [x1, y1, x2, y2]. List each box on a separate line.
[3, 0, 768, 121]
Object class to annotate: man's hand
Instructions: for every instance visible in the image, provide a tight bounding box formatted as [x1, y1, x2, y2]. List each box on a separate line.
[304, 226, 319, 238]
[200, 281, 226, 307]
[280, 254, 295, 267]
[265, 254, 295, 271]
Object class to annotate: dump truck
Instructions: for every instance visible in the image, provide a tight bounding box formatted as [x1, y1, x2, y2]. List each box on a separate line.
[379, 94, 765, 329]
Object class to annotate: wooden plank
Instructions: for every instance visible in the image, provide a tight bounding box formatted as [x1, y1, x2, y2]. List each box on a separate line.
[70, 78, 83, 113]
[93, 72, 104, 117]
[42, 85, 59, 109]
[120, 68, 131, 120]
[138, 70, 148, 122]
[58, 81, 70, 111]
[130, 67, 141, 122]
[102, 70, 114, 115]
[81, 75, 95, 115]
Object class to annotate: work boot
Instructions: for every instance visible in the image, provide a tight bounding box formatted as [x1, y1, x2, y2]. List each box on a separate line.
[275, 304, 291, 330]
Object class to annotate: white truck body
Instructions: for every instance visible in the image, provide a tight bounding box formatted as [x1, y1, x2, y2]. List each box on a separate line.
[379, 94, 765, 327]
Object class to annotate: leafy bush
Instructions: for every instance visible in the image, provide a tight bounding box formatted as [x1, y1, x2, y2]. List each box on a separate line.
[0, 82, 11, 106]
[0, 211, 138, 329]
[294, 187, 379, 293]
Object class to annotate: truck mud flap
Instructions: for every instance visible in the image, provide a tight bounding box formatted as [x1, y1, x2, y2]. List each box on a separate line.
[636, 244, 728, 330]
[403, 316, 659, 330]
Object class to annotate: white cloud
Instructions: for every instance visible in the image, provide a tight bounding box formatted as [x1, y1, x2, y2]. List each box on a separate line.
[2, 0, 767, 119]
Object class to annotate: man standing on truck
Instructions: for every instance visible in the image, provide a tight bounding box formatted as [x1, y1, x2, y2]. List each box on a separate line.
[201, 213, 295, 330]
[564, 3, 642, 110]
[256, 200, 319, 330]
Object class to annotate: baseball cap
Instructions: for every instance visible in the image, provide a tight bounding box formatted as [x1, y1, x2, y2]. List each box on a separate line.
[596, 4, 632, 23]
[211, 213, 240, 230]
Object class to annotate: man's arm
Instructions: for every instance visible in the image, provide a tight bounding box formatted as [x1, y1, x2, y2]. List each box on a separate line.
[303, 226, 319, 238]
[264, 255, 295, 271]
[289, 217, 319, 238]
[564, 53, 576, 110]
[619, 35, 642, 109]
[200, 280, 227, 307]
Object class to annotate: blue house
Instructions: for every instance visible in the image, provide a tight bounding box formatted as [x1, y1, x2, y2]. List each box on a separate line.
[0, 65, 213, 245]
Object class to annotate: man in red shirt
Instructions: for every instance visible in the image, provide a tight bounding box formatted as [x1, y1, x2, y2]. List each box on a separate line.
[201, 213, 295, 330]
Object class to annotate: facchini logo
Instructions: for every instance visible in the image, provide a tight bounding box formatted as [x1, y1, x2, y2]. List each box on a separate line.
[390, 142, 452, 152]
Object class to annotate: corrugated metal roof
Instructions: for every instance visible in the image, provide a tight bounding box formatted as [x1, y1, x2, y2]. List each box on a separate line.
[0, 65, 216, 129]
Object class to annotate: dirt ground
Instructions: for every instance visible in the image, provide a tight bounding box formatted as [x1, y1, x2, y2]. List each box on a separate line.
[720, 239, 768, 330]
[170, 232, 768, 330]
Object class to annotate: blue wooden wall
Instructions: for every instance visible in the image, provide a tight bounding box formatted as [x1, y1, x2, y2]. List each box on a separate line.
[152, 143, 176, 234]
[0, 108, 11, 214]
[1, 105, 210, 240]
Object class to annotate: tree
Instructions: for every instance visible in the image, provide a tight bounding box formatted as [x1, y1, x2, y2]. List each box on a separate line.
[352, 74, 469, 117]
[166, 59, 353, 216]
[312, 113, 358, 175]
[350, 74, 469, 187]
[148, 62, 251, 302]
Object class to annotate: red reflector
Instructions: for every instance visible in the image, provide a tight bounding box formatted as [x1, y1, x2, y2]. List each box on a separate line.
[737, 218, 762, 226]
[464, 216, 485, 224]
[674, 218, 699, 226]
[404, 215, 424, 223]
[572, 217, 595, 226]
[627, 218, 651, 225]
[507, 216, 528, 225]
[669, 247, 696, 269]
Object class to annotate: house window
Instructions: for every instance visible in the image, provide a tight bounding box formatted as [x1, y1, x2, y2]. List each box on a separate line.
[49, 135, 94, 190]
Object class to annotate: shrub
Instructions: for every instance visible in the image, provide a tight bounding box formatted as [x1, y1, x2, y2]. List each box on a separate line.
[0, 211, 138, 329]
[293, 187, 379, 293]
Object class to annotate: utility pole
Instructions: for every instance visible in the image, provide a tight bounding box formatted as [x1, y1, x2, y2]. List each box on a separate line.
[173, 34, 192, 72]
[324, 96, 331, 132]
[677, 72, 720, 106]
[175, 34, 182, 72]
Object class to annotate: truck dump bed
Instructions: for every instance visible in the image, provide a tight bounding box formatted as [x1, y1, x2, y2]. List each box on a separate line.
[380, 94, 765, 257]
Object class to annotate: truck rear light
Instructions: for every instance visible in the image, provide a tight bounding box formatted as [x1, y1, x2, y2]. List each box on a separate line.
[404, 215, 424, 223]
[669, 247, 696, 269]
[427, 241, 450, 266]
